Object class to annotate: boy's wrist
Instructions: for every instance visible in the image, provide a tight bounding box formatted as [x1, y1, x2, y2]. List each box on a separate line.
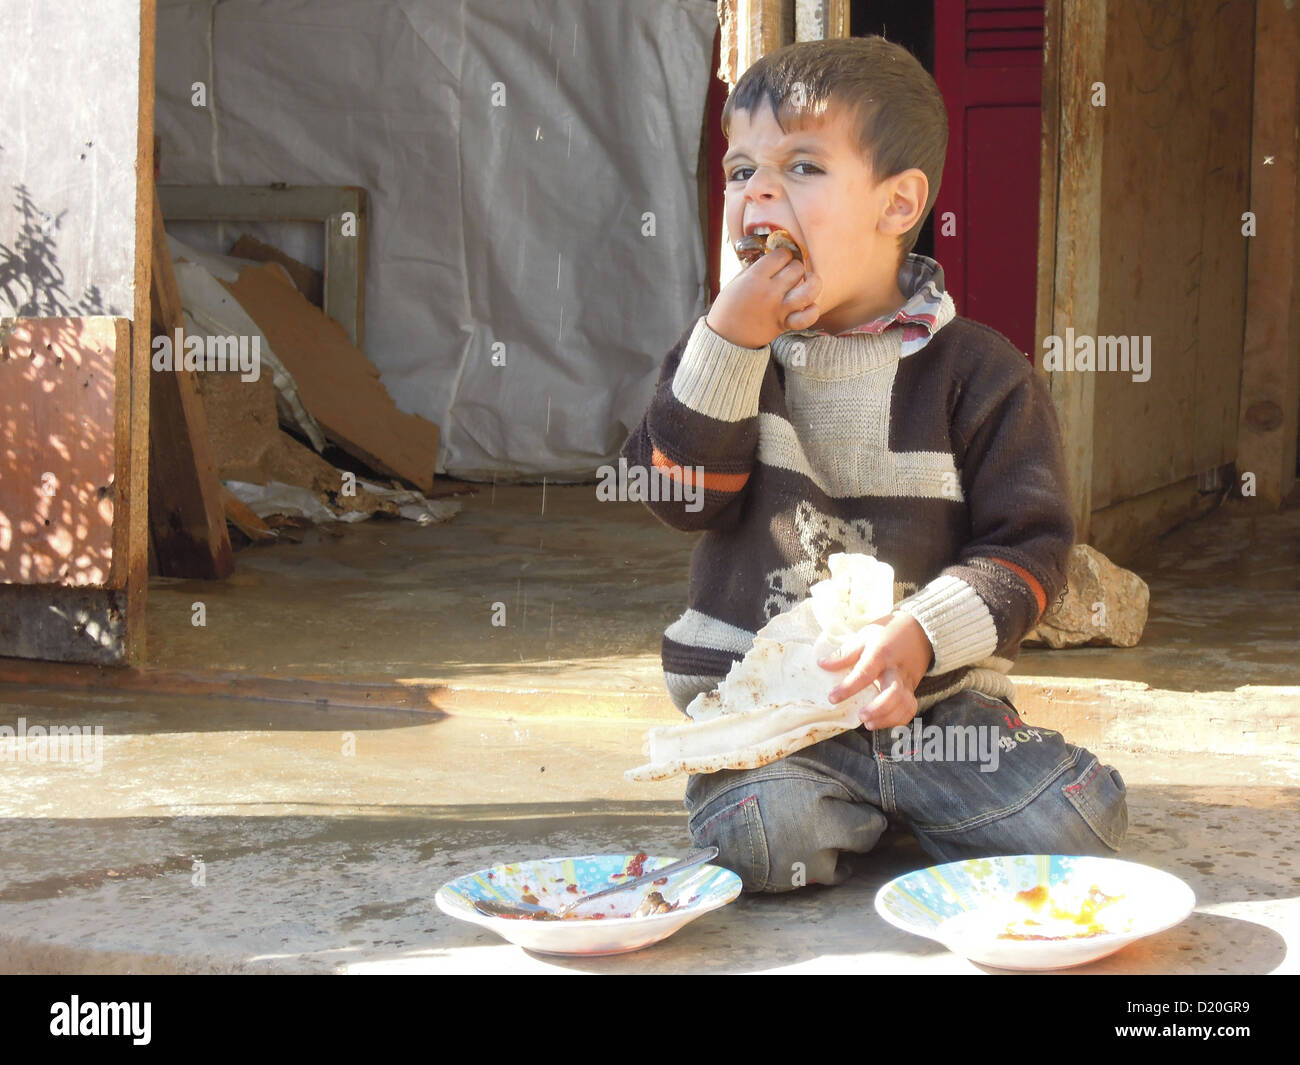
[891, 610, 935, 678]
[704, 308, 771, 351]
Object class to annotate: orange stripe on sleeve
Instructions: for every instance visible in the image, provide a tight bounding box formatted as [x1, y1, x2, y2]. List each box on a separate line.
[988, 556, 1048, 618]
[651, 447, 749, 494]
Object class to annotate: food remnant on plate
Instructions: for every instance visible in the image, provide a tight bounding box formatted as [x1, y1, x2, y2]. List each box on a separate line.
[633, 891, 679, 918]
[998, 883, 1126, 940]
[1016, 885, 1049, 909]
[521, 892, 540, 906]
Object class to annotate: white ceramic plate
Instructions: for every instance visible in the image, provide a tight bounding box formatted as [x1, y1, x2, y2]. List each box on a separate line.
[437, 852, 742, 956]
[875, 854, 1195, 971]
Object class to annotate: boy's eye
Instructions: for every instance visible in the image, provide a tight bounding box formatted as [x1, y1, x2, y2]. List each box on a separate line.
[726, 162, 821, 181]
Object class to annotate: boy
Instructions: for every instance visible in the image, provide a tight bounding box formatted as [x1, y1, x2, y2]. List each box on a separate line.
[619, 37, 1127, 892]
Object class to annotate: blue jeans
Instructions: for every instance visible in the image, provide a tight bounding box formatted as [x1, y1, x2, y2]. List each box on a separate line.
[684, 689, 1128, 892]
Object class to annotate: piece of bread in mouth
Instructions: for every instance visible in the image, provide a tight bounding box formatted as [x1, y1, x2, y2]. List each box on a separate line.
[734, 228, 805, 265]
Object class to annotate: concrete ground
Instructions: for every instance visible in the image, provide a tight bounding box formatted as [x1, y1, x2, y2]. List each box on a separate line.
[0, 485, 1296, 973]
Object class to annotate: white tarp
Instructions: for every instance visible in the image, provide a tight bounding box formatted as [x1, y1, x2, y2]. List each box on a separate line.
[154, 0, 716, 480]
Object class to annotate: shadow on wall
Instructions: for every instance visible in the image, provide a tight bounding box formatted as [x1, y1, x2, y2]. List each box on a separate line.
[0, 182, 105, 317]
[0, 181, 118, 587]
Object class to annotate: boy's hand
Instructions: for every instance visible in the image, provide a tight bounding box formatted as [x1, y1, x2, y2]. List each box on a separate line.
[819, 612, 934, 730]
[706, 248, 822, 349]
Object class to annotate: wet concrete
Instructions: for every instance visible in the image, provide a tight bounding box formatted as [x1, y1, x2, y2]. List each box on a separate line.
[0, 686, 1295, 974]
[1018, 501, 1300, 691]
[144, 484, 685, 696]
[132, 485, 1300, 758]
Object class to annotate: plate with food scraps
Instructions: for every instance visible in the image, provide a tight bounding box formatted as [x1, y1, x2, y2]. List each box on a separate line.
[436, 852, 742, 956]
[874, 854, 1195, 971]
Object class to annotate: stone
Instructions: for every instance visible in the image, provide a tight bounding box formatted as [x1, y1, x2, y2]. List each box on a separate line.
[1022, 544, 1149, 648]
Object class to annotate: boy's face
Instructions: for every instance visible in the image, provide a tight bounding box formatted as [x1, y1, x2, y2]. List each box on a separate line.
[722, 101, 926, 334]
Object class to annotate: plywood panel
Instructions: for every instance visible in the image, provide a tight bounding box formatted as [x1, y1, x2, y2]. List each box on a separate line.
[1091, 0, 1253, 509]
[0, 0, 143, 317]
[0, 318, 123, 586]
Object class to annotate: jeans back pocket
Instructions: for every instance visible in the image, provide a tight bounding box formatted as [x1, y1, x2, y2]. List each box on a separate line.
[1061, 757, 1129, 851]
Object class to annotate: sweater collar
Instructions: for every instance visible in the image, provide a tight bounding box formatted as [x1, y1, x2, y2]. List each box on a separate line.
[770, 255, 957, 377]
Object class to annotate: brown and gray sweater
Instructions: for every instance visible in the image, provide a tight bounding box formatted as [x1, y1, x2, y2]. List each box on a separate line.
[620, 255, 1074, 714]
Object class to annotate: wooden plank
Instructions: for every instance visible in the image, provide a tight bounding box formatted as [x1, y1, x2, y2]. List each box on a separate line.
[1044, 0, 1105, 542]
[752, 0, 794, 61]
[1033, 0, 1062, 378]
[721, 0, 793, 85]
[1237, 0, 1300, 506]
[1, 317, 121, 587]
[795, 0, 849, 40]
[121, 0, 158, 665]
[0, 586, 127, 666]
[157, 184, 365, 223]
[1091, 0, 1253, 510]
[1189, 2, 1253, 477]
[158, 184, 367, 349]
[324, 196, 367, 350]
[221, 487, 276, 543]
[147, 188, 235, 580]
[718, 0, 740, 86]
[0, 659, 446, 716]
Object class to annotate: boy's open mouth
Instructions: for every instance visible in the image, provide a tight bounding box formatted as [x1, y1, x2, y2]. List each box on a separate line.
[734, 226, 806, 266]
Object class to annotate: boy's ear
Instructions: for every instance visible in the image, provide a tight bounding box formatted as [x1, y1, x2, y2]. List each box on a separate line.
[880, 168, 928, 238]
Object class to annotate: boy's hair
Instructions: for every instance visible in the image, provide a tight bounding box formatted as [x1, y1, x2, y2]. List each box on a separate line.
[721, 36, 948, 266]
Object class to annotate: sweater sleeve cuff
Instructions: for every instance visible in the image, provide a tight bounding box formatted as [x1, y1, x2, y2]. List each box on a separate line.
[670, 317, 770, 422]
[895, 574, 999, 676]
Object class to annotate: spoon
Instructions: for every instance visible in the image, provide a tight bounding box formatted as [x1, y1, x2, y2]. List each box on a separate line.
[472, 847, 719, 920]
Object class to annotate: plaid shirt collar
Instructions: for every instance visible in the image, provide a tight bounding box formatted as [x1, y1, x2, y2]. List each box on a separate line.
[791, 254, 956, 352]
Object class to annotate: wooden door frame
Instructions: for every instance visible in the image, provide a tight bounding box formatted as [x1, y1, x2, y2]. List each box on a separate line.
[1033, 0, 1104, 544]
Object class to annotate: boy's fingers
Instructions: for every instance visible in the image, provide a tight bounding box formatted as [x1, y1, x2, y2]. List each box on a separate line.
[786, 278, 821, 309]
[754, 246, 795, 277]
[785, 303, 820, 330]
[850, 645, 889, 687]
[861, 671, 918, 729]
[828, 645, 887, 703]
[818, 639, 863, 671]
[781, 273, 821, 314]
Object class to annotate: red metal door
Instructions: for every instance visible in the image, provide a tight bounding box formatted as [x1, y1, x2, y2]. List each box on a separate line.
[933, 0, 1045, 360]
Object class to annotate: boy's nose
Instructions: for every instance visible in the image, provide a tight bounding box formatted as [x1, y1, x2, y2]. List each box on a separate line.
[744, 165, 785, 199]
